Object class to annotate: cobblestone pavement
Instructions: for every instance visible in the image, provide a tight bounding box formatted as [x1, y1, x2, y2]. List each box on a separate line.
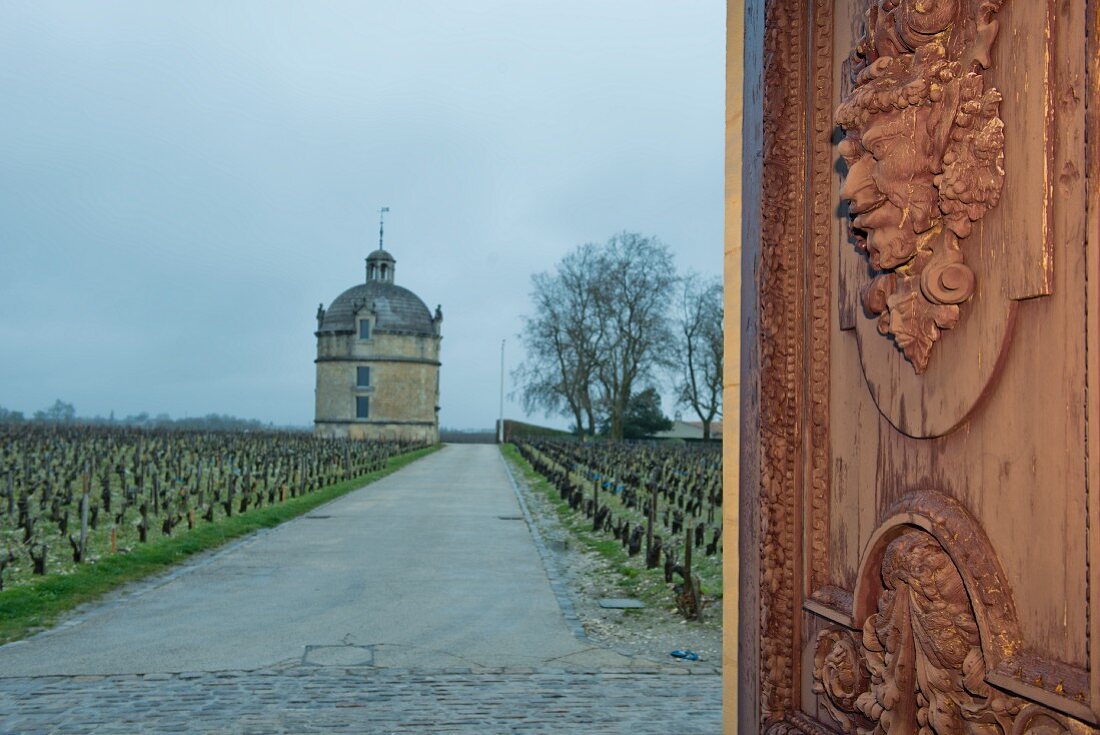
[0, 666, 721, 734]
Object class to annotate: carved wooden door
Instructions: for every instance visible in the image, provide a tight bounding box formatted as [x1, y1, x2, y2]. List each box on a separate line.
[738, 1, 1098, 733]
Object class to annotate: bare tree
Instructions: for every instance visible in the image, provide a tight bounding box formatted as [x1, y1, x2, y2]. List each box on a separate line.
[516, 233, 677, 439]
[514, 245, 603, 435]
[590, 233, 677, 440]
[674, 275, 723, 440]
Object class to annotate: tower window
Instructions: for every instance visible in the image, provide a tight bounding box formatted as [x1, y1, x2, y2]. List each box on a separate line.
[359, 319, 371, 340]
[356, 396, 370, 419]
[357, 366, 371, 388]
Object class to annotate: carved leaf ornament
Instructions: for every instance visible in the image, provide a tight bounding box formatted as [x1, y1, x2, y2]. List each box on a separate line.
[837, 0, 1006, 373]
[813, 529, 1078, 735]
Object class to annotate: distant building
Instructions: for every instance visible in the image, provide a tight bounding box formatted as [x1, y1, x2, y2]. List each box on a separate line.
[654, 420, 722, 442]
[314, 241, 442, 443]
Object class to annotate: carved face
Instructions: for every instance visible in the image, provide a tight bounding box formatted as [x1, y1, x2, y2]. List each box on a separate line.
[838, 0, 1005, 264]
[839, 103, 940, 271]
[835, 0, 1005, 373]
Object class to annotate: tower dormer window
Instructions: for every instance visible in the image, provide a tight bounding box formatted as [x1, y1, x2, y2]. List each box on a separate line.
[359, 319, 371, 340]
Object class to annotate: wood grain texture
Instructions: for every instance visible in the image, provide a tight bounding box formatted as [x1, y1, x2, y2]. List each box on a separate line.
[997, 0, 1055, 300]
[724, 1, 746, 732]
[1085, 0, 1099, 718]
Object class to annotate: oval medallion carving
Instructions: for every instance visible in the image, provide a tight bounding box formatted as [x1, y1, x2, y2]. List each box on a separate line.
[853, 260, 1016, 438]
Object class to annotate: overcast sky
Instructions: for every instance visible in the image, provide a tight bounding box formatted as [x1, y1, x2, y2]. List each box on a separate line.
[0, 1, 725, 430]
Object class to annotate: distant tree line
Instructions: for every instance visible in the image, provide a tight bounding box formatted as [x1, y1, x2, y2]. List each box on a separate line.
[514, 232, 723, 441]
[0, 400, 298, 432]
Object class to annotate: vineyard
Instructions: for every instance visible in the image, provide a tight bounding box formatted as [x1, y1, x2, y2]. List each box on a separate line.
[0, 425, 426, 592]
[512, 439, 721, 619]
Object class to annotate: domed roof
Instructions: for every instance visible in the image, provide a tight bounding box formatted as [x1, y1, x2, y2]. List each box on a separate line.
[366, 248, 395, 263]
[319, 281, 436, 336]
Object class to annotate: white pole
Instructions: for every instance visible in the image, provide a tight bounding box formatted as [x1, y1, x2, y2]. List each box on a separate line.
[498, 338, 506, 443]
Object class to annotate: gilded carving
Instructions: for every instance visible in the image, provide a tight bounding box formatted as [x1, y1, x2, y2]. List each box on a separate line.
[837, 0, 1006, 373]
[813, 528, 1077, 735]
[757, 0, 806, 723]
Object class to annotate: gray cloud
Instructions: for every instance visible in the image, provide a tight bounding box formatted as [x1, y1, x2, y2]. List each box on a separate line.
[0, 0, 724, 429]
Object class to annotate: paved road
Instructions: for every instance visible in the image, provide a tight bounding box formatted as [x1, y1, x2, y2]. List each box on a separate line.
[0, 444, 721, 733]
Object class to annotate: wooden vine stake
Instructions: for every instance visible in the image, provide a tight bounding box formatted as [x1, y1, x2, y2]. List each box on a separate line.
[675, 524, 703, 621]
[645, 483, 657, 568]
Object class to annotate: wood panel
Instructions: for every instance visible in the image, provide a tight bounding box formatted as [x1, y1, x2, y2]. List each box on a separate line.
[738, 0, 1098, 732]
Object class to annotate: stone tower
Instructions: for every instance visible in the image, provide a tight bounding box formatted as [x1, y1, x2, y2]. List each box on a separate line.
[314, 242, 442, 443]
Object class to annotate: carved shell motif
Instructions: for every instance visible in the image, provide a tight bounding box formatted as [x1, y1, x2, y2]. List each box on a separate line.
[812, 529, 1080, 735]
[836, 0, 1006, 373]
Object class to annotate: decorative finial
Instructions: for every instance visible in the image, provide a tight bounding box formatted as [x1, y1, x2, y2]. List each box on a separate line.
[378, 206, 390, 251]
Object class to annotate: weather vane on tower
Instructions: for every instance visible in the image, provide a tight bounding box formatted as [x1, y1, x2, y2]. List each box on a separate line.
[378, 206, 390, 251]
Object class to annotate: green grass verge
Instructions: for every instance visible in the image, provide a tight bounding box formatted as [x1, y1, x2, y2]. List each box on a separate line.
[500, 443, 720, 613]
[0, 444, 441, 645]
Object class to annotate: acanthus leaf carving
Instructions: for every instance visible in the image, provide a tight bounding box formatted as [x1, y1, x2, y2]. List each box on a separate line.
[837, 0, 1006, 374]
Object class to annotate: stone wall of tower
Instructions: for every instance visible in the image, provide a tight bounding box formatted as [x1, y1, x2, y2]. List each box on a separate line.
[314, 329, 441, 444]
[317, 330, 439, 362]
[314, 420, 439, 444]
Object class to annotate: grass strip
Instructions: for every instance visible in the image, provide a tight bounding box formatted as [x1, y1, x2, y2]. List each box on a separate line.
[0, 444, 440, 645]
[501, 443, 675, 608]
